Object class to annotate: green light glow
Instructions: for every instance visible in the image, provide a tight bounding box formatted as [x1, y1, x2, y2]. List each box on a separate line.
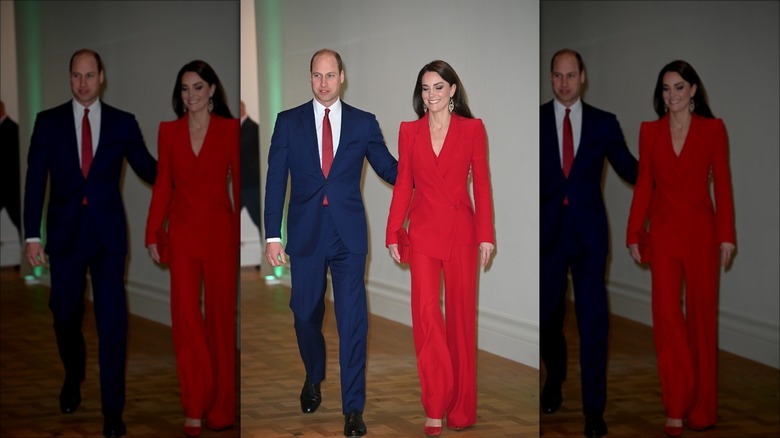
[17, 1, 46, 279]
[259, 0, 286, 279]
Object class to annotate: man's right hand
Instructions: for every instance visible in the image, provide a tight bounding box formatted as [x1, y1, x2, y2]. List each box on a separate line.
[25, 242, 46, 267]
[265, 242, 288, 266]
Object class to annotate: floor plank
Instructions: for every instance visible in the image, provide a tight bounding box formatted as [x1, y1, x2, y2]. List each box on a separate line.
[239, 268, 539, 437]
[0, 267, 239, 437]
[540, 298, 780, 437]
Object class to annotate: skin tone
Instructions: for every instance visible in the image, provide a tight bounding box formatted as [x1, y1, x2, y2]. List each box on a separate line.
[551, 52, 585, 107]
[388, 71, 495, 274]
[265, 53, 344, 267]
[628, 71, 735, 269]
[147, 71, 216, 265]
[25, 53, 105, 267]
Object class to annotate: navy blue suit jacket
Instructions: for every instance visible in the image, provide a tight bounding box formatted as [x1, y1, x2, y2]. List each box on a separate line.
[539, 100, 637, 256]
[24, 101, 157, 256]
[264, 100, 397, 256]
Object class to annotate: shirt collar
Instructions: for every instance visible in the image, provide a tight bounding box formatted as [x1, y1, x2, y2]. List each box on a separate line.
[553, 97, 581, 119]
[72, 99, 102, 117]
[313, 98, 342, 119]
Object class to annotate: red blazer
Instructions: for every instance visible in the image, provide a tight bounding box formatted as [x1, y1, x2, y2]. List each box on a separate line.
[627, 114, 735, 258]
[386, 113, 494, 261]
[146, 114, 240, 257]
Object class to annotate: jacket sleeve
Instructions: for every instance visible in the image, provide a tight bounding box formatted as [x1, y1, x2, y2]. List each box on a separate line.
[385, 122, 414, 246]
[145, 122, 173, 246]
[263, 113, 290, 240]
[711, 119, 736, 244]
[471, 119, 495, 244]
[626, 122, 654, 246]
[125, 115, 158, 185]
[23, 114, 49, 240]
[229, 118, 242, 243]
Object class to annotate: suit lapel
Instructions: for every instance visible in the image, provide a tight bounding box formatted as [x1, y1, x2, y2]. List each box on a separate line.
[576, 104, 594, 176]
[59, 103, 82, 178]
[541, 102, 564, 180]
[299, 102, 321, 172]
[417, 116, 457, 205]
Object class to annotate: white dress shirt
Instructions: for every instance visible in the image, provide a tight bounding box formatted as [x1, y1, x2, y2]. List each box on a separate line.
[553, 98, 582, 168]
[73, 99, 101, 163]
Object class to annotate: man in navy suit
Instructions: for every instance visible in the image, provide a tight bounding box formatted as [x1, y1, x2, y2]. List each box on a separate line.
[264, 48, 397, 438]
[540, 49, 638, 438]
[24, 49, 157, 438]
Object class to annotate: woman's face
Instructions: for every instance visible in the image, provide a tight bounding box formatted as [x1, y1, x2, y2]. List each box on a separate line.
[662, 71, 697, 115]
[421, 71, 455, 114]
[181, 71, 215, 114]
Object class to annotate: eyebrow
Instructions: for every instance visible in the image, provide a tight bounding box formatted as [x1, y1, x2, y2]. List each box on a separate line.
[423, 81, 446, 87]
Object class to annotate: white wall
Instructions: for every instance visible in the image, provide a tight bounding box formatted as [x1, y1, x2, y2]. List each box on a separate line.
[13, 0, 240, 325]
[541, 0, 780, 368]
[255, 0, 540, 366]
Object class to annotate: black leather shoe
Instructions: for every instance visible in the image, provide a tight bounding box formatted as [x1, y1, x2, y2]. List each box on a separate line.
[344, 411, 367, 437]
[541, 384, 562, 414]
[300, 378, 321, 413]
[103, 414, 126, 438]
[59, 380, 81, 414]
[584, 413, 608, 437]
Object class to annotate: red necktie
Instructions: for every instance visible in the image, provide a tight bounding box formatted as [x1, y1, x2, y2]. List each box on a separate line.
[81, 108, 93, 205]
[82, 108, 93, 177]
[562, 107, 573, 205]
[322, 108, 333, 205]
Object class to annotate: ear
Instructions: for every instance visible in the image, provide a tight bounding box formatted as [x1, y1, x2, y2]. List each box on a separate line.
[580, 70, 586, 85]
[690, 83, 697, 98]
[209, 83, 216, 97]
[99, 71, 105, 85]
[339, 70, 345, 84]
[450, 83, 457, 98]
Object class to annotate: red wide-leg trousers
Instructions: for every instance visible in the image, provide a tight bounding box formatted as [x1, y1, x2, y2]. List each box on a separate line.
[650, 246, 719, 428]
[169, 245, 237, 427]
[409, 244, 477, 428]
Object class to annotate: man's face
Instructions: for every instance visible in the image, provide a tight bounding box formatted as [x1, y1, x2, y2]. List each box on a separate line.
[70, 53, 104, 107]
[310, 53, 344, 107]
[551, 53, 584, 107]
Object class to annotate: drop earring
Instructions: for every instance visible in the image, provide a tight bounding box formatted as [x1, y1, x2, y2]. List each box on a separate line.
[208, 98, 214, 113]
[448, 98, 454, 113]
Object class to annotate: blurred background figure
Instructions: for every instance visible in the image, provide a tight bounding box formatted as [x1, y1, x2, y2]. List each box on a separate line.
[240, 100, 262, 268]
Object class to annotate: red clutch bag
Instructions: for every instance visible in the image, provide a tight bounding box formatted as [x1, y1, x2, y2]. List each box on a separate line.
[156, 227, 170, 264]
[638, 228, 651, 265]
[397, 228, 411, 263]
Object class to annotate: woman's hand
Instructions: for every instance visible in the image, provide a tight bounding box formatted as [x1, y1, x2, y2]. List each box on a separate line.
[388, 244, 401, 263]
[628, 243, 642, 264]
[479, 242, 495, 268]
[720, 242, 736, 268]
[148, 243, 161, 263]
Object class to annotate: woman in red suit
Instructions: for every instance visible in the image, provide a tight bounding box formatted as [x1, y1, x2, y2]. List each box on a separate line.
[386, 60, 495, 436]
[626, 60, 735, 437]
[145, 60, 240, 437]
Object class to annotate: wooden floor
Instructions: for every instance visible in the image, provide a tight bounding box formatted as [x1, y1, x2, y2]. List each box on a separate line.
[540, 298, 780, 437]
[0, 267, 240, 438]
[2, 266, 778, 437]
[239, 268, 539, 437]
